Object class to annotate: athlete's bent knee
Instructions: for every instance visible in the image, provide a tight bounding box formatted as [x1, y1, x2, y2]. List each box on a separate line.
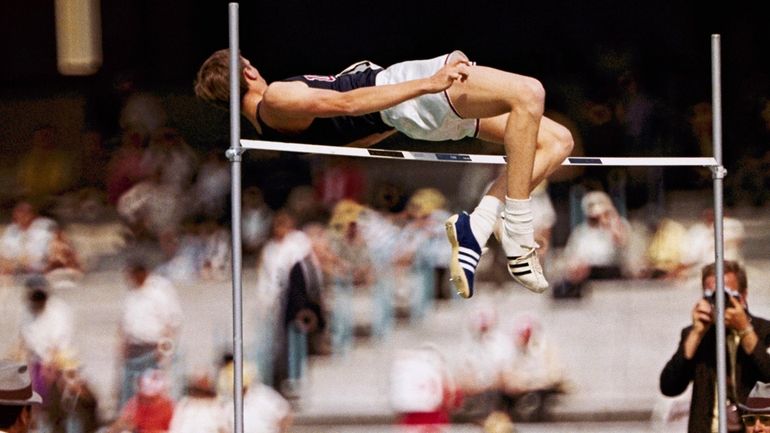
[554, 126, 574, 159]
[515, 78, 546, 116]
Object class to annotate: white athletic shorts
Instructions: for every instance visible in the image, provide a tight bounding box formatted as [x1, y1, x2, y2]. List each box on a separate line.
[376, 50, 480, 141]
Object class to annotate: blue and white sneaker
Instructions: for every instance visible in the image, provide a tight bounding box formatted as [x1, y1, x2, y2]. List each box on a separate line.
[445, 212, 482, 298]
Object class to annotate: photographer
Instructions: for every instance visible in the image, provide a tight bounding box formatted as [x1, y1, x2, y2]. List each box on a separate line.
[660, 261, 770, 433]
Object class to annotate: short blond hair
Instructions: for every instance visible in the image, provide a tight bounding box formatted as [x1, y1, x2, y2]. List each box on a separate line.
[194, 49, 248, 109]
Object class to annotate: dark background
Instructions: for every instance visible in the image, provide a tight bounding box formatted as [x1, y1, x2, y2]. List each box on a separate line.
[1, 1, 768, 164]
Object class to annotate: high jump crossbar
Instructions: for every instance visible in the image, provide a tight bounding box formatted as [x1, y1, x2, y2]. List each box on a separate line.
[227, 2, 728, 431]
[240, 139, 719, 167]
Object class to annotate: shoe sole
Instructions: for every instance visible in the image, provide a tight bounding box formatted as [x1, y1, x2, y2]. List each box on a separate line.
[445, 215, 472, 299]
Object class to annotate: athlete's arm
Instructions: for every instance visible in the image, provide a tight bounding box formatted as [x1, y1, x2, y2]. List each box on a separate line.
[263, 59, 470, 122]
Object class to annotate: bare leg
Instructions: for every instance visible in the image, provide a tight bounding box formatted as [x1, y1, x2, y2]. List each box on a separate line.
[480, 115, 575, 199]
[446, 66, 545, 199]
[444, 66, 572, 294]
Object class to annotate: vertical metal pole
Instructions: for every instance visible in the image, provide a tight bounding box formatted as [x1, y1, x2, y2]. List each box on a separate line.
[228, 3, 244, 433]
[711, 33, 728, 433]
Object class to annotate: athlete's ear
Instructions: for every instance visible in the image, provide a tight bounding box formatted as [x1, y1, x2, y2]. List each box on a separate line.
[243, 64, 260, 81]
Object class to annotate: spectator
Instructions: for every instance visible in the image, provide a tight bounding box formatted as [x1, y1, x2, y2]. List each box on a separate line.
[45, 226, 84, 289]
[738, 382, 770, 433]
[313, 157, 366, 211]
[118, 260, 182, 406]
[168, 372, 228, 433]
[105, 128, 148, 205]
[43, 351, 100, 433]
[222, 362, 292, 433]
[454, 301, 508, 416]
[109, 369, 175, 433]
[395, 188, 451, 316]
[215, 352, 257, 401]
[16, 125, 76, 202]
[668, 209, 745, 280]
[552, 190, 630, 298]
[141, 128, 198, 192]
[326, 200, 373, 353]
[390, 344, 459, 431]
[254, 210, 315, 389]
[660, 261, 770, 433]
[198, 220, 231, 282]
[242, 187, 272, 255]
[0, 202, 56, 276]
[12, 275, 75, 408]
[0, 360, 43, 433]
[499, 314, 566, 421]
[116, 167, 186, 242]
[191, 150, 231, 221]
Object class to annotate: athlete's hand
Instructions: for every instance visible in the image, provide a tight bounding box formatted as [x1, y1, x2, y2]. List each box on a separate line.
[426, 59, 471, 93]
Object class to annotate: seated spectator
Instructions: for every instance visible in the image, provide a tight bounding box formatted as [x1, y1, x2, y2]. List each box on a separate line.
[16, 124, 76, 202]
[552, 190, 631, 298]
[218, 353, 292, 433]
[664, 208, 745, 280]
[116, 168, 186, 241]
[44, 226, 84, 289]
[105, 127, 148, 205]
[242, 186, 272, 254]
[168, 372, 228, 433]
[0, 202, 56, 276]
[390, 344, 459, 429]
[108, 369, 175, 433]
[642, 217, 684, 277]
[199, 219, 231, 282]
[43, 351, 100, 433]
[500, 314, 566, 398]
[191, 149, 230, 221]
[141, 128, 198, 192]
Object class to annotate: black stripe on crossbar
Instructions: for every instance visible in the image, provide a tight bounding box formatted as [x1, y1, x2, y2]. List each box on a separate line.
[368, 150, 405, 158]
[436, 153, 472, 162]
[568, 157, 603, 165]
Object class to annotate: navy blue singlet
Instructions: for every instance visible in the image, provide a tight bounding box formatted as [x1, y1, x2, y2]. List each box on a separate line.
[256, 68, 392, 145]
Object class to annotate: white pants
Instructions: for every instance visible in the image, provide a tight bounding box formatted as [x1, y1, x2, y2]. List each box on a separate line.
[376, 50, 479, 141]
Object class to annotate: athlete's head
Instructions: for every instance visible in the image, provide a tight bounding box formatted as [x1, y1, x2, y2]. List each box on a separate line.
[195, 49, 251, 109]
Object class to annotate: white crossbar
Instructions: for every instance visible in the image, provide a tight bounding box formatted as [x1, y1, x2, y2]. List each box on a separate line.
[241, 139, 718, 167]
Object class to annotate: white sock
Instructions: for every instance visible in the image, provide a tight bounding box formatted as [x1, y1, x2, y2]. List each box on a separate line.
[469, 195, 502, 247]
[503, 196, 535, 256]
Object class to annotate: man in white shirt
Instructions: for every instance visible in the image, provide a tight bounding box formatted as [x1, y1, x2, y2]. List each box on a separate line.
[118, 259, 182, 406]
[0, 202, 55, 275]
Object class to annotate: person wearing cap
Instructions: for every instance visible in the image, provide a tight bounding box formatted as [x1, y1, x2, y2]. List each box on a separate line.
[740, 382, 770, 433]
[551, 190, 630, 298]
[0, 360, 42, 433]
[660, 261, 770, 433]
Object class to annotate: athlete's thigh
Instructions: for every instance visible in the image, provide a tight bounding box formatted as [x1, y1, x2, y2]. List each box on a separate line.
[478, 114, 566, 149]
[446, 65, 535, 119]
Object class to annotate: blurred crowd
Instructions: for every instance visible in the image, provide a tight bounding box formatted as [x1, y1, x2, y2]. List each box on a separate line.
[0, 56, 767, 433]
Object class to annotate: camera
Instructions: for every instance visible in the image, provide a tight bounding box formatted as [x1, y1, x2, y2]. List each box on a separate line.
[703, 287, 742, 309]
